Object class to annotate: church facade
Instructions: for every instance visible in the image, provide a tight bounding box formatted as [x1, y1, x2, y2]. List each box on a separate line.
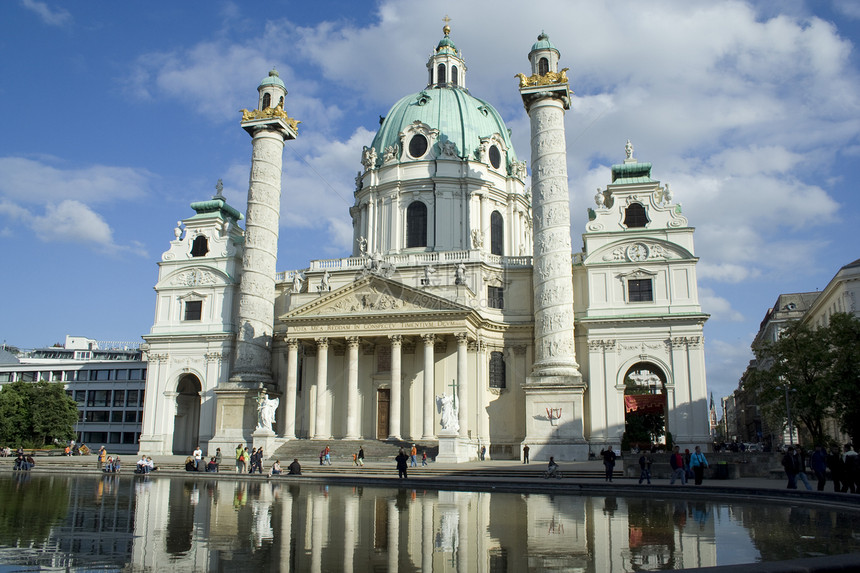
[138, 28, 710, 460]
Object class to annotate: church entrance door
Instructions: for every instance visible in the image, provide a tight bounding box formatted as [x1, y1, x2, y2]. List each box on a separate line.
[172, 374, 201, 454]
[377, 389, 390, 439]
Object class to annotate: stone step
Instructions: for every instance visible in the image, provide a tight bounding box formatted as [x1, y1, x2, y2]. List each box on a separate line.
[270, 439, 439, 462]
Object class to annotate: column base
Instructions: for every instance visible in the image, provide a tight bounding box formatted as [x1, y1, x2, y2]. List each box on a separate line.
[522, 376, 588, 462]
[252, 429, 277, 456]
[435, 432, 475, 463]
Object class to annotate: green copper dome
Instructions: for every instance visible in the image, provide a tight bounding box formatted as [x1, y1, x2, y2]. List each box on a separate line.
[530, 32, 558, 54]
[258, 68, 285, 89]
[370, 86, 518, 167]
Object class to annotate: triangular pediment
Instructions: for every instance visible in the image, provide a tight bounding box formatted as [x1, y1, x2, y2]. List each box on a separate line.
[283, 276, 472, 322]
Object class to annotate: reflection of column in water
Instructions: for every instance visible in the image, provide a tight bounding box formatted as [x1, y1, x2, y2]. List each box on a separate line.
[251, 483, 273, 548]
[422, 496, 433, 573]
[388, 498, 399, 572]
[309, 493, 323, 573]
[458, 497, 469, 573]
[278, 486, 294, 573]
[343, 494, 358, 573]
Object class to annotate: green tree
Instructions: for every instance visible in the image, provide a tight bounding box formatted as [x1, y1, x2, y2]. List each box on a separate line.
[0, 381, 77, 446]
[827, 313, 860, 444]
[750, 320, 835, 446]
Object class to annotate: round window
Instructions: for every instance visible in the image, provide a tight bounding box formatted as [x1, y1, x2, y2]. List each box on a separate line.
[409, 134, 428, 158]
[489, 145, 501, 169]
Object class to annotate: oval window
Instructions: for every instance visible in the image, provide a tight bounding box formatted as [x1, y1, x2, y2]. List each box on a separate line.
[409, 134, 428, 158]
[489, 145, 501, 169]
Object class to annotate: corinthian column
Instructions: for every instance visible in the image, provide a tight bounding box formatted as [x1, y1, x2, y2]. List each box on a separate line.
[389, 335, 402, 440]
[313, 337, 329, 439]
[422, 334, 436, 439]
[345, 337, 360, 439]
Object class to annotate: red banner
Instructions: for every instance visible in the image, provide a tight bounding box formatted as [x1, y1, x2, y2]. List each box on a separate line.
[624, 394, 665, 415]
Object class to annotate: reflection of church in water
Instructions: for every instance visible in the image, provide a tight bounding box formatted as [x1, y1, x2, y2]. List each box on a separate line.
[138, 26, 710, 459]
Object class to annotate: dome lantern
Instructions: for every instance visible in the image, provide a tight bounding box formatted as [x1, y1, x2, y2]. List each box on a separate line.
[257, 68, 287, 111]
[528, 32, 560, 76]
[427, 22, 467, 89]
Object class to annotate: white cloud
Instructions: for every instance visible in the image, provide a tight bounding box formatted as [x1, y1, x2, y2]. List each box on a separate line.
[31, 200, 113, 244]
[19, 0, 71, 27]
[699, 287, 745, 321]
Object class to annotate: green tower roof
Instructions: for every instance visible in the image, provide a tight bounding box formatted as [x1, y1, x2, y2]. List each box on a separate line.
[530, 32, 558, 54]
[258, 68, 285, 90]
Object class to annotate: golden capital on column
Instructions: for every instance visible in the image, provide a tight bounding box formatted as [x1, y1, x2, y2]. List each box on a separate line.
[389, 334, 403, 346]
[422, 333, 436, 346]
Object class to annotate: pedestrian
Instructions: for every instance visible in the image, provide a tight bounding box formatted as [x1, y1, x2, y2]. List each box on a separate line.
[683, 449, 693, 482]
[546, 456, 560, 478]
[324, 445, 331, 465]
[669, 446, 687, 484]
[523, 444, 530, 464]
[192, 445, 202, 471]
[353, 452, 359, 466]
[396, 448, 409, 478]
[422, 451, 428, 466]
[214, 448, 222, 471]
[410, 444, 417, 467]
[319, 449, 325, 465]
[690, 446, 709, 485]
[358, 446, 365, 466]
[97, 446, 107, 470]
[809, 445, 828, 491]
[842, 443, 859, 493]
[782, 446, 811, 490]
[481, 445, 486, 461]
[601, 447, 616, 482]
[255, 447, 265, 474]
[828, 446, 845, 492]
[249, 447, 258, 473]
[235, 443, 245, 473]
[638, 452, 653, 484]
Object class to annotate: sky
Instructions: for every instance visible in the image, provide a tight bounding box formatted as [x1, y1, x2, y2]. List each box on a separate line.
[1, 0, 859, 405]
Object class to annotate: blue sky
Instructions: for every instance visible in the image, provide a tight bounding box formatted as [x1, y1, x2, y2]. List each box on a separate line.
[2, 0, 859, 404]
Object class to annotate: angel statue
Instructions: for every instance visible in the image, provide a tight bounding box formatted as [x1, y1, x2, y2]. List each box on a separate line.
[256, 392, 279, 432]
[436, 394, 460, 433]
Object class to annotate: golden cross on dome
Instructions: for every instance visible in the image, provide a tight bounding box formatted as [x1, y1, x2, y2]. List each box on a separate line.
[442, 15, 451, 35]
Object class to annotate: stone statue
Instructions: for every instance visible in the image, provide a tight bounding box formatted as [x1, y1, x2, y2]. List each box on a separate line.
[625, 139, 634, 159]
[256, 393, 279, 432]
[361, 146, 377, 170]
[436, 394, 459, 432]
[318, 270, 331, 293]
[662, 183, 672, 204]
[383, 144, 398, 163]
[423, 264, 436, 285]
[594, 188, 605, 208]
[440, 140, 458, 158]
[357, 236, 368, 256]
[471, 229, 484, 249]
[355, 171, 363, 191]
[174, 221, 183, 240]
[455, 263, 466, 285]
[291, 271, 304, 293]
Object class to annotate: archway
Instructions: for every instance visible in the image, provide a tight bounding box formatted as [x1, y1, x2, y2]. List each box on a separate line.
[622, 362, 667, 451]
[172, 374, 201, 455]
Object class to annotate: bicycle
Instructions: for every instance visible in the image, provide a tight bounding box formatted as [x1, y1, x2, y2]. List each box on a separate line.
[542, 468, 563, 479]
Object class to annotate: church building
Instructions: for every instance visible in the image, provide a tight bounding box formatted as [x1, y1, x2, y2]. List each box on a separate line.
[138, 27, 710, 461]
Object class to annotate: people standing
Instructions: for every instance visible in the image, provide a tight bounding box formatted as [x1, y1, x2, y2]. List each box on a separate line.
[324, 445, 331, 465]
[523, 444, 530, 464]
[214, 448, 222, 471]
[410, 444, 418, 467]
[809, 445, 828, 491]
[782, 446, 811, 490]
[249, 447, 258, 473]
[690, 446, 708, 485]
[396, 448, 409, 478]
[601, 447, 616, 482]
[638, 452, 653, 485]
[669, 446, 687, 485]
[235, 444, 245, 473]
[97, 446, 107, 470]
[422, 451, 427, 466]
[481, 445, 487, 461]
[827, 447, 845, 492]
[843, 443, 859, 493]
[192, 445, 202, 471]
[358, 446, 365, 467]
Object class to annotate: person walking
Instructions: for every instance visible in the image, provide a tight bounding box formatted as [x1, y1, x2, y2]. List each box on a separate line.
[842, 443, 859, 493]
[97, 446, 107, 470]
[249, 447, 258, 473]
[828, 447, 845, 492]
[669, 446, 687, 485]
[782, 446, 811, 490]
[324, 445, 331, 466]
[410, 444, 418, 467]
[358, 446, 365, 467]
[638, 453, 653, 484]
[421, 451, 427, 466]
[601, 447, 616, 482]
[690, 446, 708, 485]
[396, 448, 409, 479]
[523, 444, 530, 464]
[810, 445, 828, 491]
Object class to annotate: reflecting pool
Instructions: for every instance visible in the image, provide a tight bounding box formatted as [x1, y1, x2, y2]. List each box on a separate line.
[1, 473, 859, 571]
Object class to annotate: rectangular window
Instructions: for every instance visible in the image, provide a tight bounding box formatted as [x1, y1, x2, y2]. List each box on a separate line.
[0, 373, 12, 382]
[21, 371, 36, 382]
[123, 432, 137, 445]
[124, 410, 138, 423]
[126, 390, 139, 407]
[96, 370, 111, 381]
[74, 351, 92, 360]
[51, 371, 63, 381]
[111, 411, 124, 423]
[85, 411, 110, 423]
[83, 432, 107, 443]
[88, 390, 110, 407]
[64, 371, 77, 381]
[628, 279, 653, 302]
[128, 369, 141, 380]
[115, 369, 128, 381]
[184, 300, 203, 321]
[113, 391, 125, 407]
[74, 390, 86, 405]
[488, 286, 504, 309]
[109, 432, 122, 444]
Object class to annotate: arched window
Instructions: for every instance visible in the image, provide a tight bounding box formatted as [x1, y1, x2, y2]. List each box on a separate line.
[539, 57, 549, 76]
[489, 351, 506, 388]
[191, 235, 208, 257]
[490, 210, 503, 256]
[406, 201, 427, 248]
[451, 65, 458, 86]
[623, 202, 649, 228]
[437, 63, 446, 85]
[262, 92, 271, 109]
